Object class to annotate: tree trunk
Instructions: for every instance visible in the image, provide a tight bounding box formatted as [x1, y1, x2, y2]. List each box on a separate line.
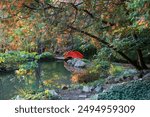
[133, 34, 149, 70]
[68, 25, 143, 70]
[137, 49, 148, 69]
[35, 62, 42, 90]
[117, 51, 142, 70]
[36, 39, 45, 54]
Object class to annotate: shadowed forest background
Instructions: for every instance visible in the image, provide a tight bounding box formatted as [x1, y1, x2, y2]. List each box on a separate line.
[0, 0, 150, 100]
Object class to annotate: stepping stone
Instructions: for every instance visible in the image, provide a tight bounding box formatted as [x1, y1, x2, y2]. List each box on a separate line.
[79, 95, 87, 98]
[82, 86, 92, 93]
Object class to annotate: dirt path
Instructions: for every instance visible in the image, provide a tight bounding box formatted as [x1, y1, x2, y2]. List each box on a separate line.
[58, 89, 96, 100]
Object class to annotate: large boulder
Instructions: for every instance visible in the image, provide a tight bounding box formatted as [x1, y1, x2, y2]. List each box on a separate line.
[67, 59, 73, 65]
[74, 60, 86, 68]
[82, 86, 93, 93]
[67, 58, 86, 68]
[67, 59, 78, 66]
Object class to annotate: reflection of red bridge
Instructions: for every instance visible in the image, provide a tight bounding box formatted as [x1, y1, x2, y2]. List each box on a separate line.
[64, 62, 86, 73]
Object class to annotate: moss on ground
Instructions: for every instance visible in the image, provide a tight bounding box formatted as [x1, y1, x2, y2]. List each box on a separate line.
[98, 78, 150, 100]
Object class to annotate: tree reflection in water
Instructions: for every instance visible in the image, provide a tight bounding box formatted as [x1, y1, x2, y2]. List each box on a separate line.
[0, 61, 71, 99]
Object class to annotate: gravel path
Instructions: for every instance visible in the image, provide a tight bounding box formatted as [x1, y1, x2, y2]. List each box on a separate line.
[58, 89, 96, 100]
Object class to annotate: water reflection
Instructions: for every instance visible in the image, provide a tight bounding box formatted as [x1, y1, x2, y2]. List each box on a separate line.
[0, 79, 3, 99]
[40, 61, 71, 89]
[35, 62, 42, 90]
[0, 73, 22, 100]
[0, 61, 71, 99]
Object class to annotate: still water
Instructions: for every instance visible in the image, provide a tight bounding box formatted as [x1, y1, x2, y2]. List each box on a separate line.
[0, 61, 71, 99]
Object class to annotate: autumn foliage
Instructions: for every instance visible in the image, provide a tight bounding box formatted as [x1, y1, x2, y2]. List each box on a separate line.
[0, 0, 150, 70]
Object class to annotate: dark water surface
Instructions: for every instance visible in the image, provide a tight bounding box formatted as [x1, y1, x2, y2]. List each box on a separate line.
[0, 61, 71, 99]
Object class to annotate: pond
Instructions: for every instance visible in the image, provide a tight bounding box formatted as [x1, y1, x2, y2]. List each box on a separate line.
[0, 61, 71, 100]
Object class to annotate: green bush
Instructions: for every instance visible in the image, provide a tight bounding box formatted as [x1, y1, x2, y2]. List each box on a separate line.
[108, 64, 124, 76]
[19, 61, 38, 70]
[0, 51, 38, 71]
[98, 79, 150, 100]
[89, 60, 110, 77]
[0, 51, 54, 71]
[38, 52, 54, 59]
[13, 89, 60, 100]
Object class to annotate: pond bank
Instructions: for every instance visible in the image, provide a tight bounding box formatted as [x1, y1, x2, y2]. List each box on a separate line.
[0, 61, 72, 99]
[1, 50, 150, 100]
[50, 69, 150, 100]
[12, 68, 150, 100]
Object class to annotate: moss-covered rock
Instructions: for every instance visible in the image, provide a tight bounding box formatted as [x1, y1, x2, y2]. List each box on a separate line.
[98, 78, 150, 100]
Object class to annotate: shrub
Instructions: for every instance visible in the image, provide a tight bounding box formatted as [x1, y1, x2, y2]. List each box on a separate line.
[71, 72, 99, 83]
[13, 89, 60, 100]
[0, 51, 54, 71]
[108, 64, 124, 76]
[98, 79, 150, 100]
[38, 52, 54, 59]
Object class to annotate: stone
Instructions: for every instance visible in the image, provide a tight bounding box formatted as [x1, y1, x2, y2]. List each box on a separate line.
[90, 94, 99, 100]
[139, 78, 143, 81]
[82, 86, 92, 93]
[67, 58, 88, 68]
[74, 60, 86, 68]
[114, 78, 121, 83]
[79, 95, 87, 98]
[10, 78, 15, 82]
[85, 98, 91, 100]
[108, 84, 118, 90]
[67, 59, 77, 66]
[143, 73, 150, 80]
[67, 60, 73, 65]
[15, 95, 24, 100]
[71, 59, 78, 65]
[49, 90, 58, 96]
[102, 90, 107, 93]
[123, 69, 137, 77]
[105, 76, 115, 84]
[94, 86, 103, 92]
[61, 85, 69, 90]
[133, 76, 139, 80]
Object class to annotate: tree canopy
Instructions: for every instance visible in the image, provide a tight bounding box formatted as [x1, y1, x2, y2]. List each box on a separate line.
[0, 0, 150, 70]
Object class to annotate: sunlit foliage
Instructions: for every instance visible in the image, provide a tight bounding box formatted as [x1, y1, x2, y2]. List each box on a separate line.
[0, 0, 150, 70]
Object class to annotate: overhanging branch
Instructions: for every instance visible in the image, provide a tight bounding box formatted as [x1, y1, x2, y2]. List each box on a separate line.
[67, 25, 142, 70]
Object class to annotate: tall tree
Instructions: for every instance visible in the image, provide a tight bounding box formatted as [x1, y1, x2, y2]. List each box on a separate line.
[1, 0, 150, 70]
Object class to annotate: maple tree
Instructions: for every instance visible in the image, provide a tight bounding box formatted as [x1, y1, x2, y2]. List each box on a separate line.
[0, 0, 150, 70]
[40, 0, 150, 70]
